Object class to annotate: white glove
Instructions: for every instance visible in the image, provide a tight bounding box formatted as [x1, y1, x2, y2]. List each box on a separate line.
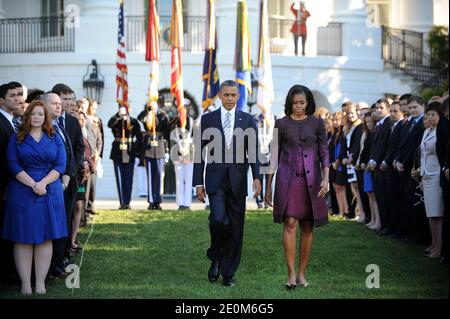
[164, 153, 170, 163]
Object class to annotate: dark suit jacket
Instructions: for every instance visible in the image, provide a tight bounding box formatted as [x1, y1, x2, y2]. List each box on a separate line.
[340, 123, 363, 163]
[359, 131, 373, 165]
[383, 120, 404, 168]
[370, 117, 392, 165]
[138, 110, 170, 158]
[108, 114, 142, 162]
[395, 116, 425, 172]
[192, 108, 261, 197]
[0, 113, 14, 199]
[436, 117, 449, 187]
[62, 112, 85, 174]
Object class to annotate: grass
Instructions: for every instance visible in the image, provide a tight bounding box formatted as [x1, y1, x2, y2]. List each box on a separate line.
[0, 210, 448, 299]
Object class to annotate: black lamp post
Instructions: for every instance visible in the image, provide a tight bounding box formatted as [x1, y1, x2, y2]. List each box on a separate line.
[247, 65, 258, 114]
[82, 59, 104, 104]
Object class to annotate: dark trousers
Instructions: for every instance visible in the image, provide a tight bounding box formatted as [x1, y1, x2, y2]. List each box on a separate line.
[373, 169, 389, 229]
[113, 161, 135, 206]
[356, 170, 371, 222]
[386, 168, 402, 234]
[207, 173, 246, 278]
[0, 200, 18, 284]
[328, 185, 339, 215]
[294, 34, 307, 56]
[51, 177, 77, 271]
[145, 158, 164, 205]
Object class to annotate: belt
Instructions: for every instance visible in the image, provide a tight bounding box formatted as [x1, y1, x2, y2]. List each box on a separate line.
[114, 138, 133, 143]
[144, 132, 163, 137]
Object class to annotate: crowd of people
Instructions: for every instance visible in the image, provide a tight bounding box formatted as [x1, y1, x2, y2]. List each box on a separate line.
[317, 93, 449, 265]
[0, 78, 448, 294]
[0, 82, 104, 294]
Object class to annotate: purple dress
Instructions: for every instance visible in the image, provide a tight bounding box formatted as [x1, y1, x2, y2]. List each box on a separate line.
[271, 116, 330, 226]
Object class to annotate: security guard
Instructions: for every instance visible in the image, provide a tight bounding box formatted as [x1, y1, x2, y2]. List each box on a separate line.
[138, 101, 170, 210]
[108, 106, 142, 210]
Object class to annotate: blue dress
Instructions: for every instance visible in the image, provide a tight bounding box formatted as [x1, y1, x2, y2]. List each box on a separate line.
[2, 132, 67, 244]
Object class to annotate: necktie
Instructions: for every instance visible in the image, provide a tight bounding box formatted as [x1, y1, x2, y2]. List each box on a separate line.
[54, 123, 66, 143]
[409, 118, 417, 132]
[58, 116, 65, 130]
[12, 117, 21, 132]
[224, 112, 232, 147]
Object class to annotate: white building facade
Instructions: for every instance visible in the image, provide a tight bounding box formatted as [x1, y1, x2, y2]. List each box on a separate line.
[0, 0, 447, 198]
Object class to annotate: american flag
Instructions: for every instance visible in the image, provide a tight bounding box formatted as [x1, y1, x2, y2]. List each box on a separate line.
[116, 0, 129, 110]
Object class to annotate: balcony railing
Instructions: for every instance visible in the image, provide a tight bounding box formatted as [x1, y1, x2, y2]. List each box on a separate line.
[382, 26, 448, 89]
[0, 16, 75, 53]
[268, 18, 342, 56]
[126, 15, 206, 53]
[317, 22, 342, 56]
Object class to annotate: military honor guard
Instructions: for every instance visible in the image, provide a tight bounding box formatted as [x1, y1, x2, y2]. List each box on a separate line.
[108, 106, 142, 210]
[171, 115, 195, 210]
[138, 101, 170, 210]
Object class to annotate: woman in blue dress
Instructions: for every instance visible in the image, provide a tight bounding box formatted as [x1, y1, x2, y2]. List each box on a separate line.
[2, 100, 67, 295]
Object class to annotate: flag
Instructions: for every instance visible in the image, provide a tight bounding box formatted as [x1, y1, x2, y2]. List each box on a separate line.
[170, 0, 187, 129]
[202, 0, 220, 110]
[234, 0, 251, 111]
[257, 0, 274, 125]
[145, 0, 160, 134]
[116, 0, 129, 111]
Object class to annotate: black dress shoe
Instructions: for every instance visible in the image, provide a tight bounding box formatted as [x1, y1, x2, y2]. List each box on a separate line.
[223, 276, 234, 287]
[154, 203, 162, 210]
[49, 267, 69, 279]
[208, 261, 220, 282]
[148, 203, 154, 210]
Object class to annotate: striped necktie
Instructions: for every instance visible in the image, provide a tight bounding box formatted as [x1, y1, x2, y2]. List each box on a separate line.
[224, 112, 232, 147]
[12, 117, 21, 132]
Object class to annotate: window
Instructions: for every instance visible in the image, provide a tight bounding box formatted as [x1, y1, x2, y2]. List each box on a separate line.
[41, 0, 64, 37]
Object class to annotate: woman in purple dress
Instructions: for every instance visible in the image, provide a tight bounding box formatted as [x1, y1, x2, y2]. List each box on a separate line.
[265, 85, 329, 289]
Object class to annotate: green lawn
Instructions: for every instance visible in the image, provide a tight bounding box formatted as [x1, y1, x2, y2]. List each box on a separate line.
[1, 210, 448, 299]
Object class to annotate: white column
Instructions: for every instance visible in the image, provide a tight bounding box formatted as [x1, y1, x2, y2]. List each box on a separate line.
[331, 0, 367, 24]
[76, 0, 118, 54]
[397, 0, 433, 33]
[83, 0, 119, 16]
[330, 0, 381, 61]
[0, 0, 6, 19]
[126, 0, 145, 16]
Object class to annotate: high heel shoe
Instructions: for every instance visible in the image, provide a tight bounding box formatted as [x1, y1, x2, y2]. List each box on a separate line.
[296, 278, 309, 288]
[285, 282, 297, 290]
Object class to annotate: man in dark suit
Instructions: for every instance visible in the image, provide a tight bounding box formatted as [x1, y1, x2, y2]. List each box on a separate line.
[395, 95, 425, 242]
[49, 84, 86, 277]
[193, 80, 262, 287]
[436, 96, 449, 264]
[380, 101, 404, 238]
[0, 83, 21, 284]
[41, 92, 79, 278]
[368, 98, 392, 234]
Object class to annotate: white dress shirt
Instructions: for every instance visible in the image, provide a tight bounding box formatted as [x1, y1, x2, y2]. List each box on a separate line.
[221, 105, 236, 130]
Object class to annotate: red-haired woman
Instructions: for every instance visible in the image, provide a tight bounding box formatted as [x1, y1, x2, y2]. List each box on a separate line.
[1, 100, 67, 295]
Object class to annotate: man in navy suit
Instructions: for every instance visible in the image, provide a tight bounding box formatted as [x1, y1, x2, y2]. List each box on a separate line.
[193, 80, 262, 287]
